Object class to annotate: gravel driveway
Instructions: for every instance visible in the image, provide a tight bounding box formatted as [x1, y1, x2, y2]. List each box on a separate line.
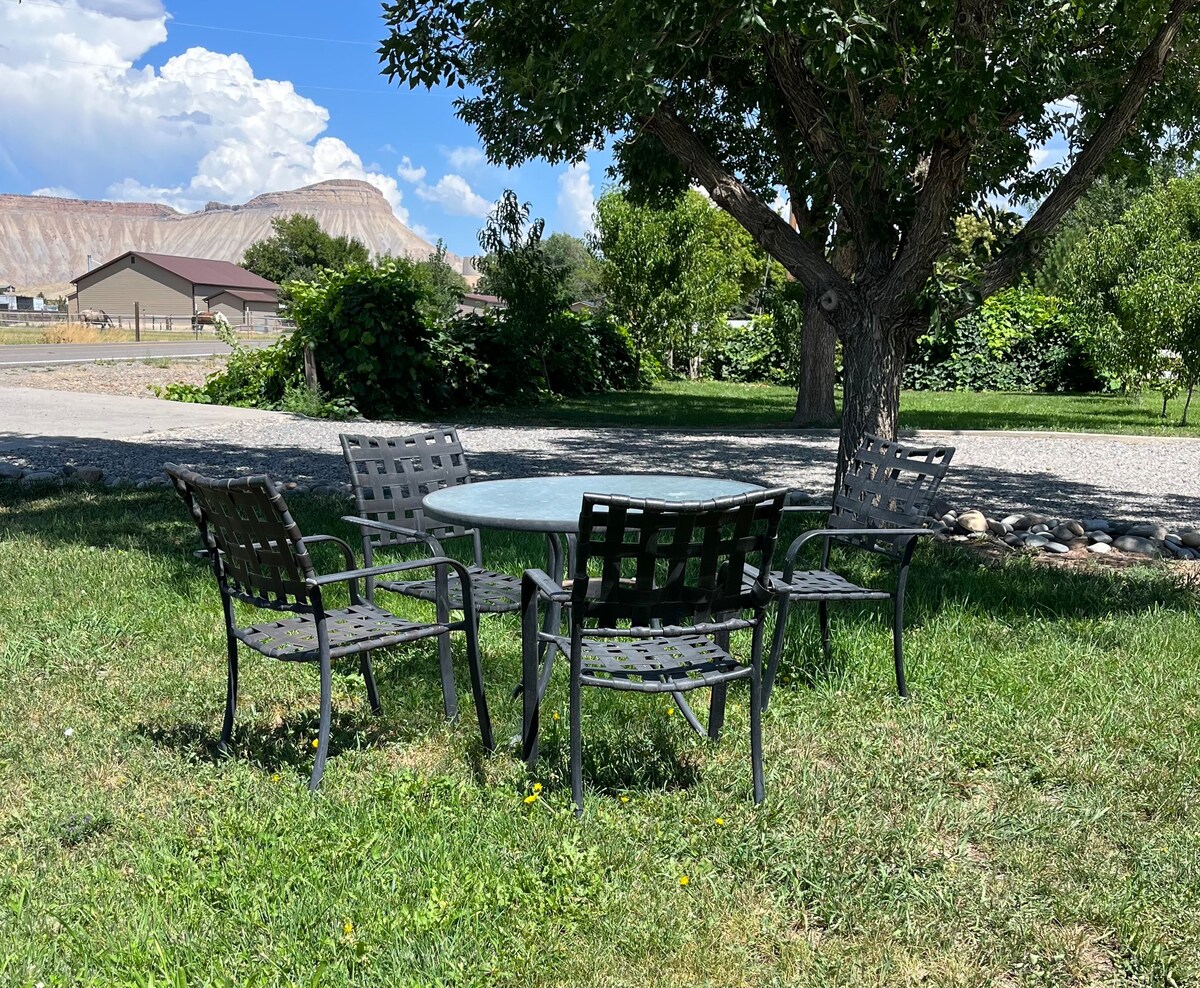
[2, 383, 1198, 526]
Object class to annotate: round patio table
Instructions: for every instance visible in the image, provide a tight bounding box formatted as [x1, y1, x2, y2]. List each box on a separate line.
[423, 474, 765, 756]
[421, 473, 763, 534]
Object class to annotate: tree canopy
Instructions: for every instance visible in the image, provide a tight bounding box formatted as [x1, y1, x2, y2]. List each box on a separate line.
[592, 188, 763, 374]
[381, 0, 1200, 471]
[242, 214, 371, 300]
[1060, 173, 1200, 422]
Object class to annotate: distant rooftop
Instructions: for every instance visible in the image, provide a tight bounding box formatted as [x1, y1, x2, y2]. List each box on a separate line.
[74, 251, 277, 290]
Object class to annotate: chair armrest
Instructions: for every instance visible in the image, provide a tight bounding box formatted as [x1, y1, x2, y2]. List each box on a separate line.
[341, 515, 445, 555]
[306, 555, 472, 589]
[522, 567, 570, 603]
[299, 534, 357, 571]
[781, 527, 932, 580]
[783, 504, 830, 514]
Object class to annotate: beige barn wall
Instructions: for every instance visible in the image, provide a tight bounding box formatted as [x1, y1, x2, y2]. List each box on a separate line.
[75, 257, 194, 317]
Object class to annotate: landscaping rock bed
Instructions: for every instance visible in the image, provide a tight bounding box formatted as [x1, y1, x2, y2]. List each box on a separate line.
[934, 503, 1200, 562]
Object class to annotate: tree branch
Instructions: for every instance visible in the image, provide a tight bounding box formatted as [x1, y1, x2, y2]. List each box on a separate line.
[981, 0, 1200, 296]
[644, 107, 851, 309]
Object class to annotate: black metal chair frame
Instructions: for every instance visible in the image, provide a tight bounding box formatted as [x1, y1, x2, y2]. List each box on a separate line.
[761, 436, 955, 707]
[165, 463, 493, 791]
[521, 487, 788, 811]
[339, 430, 522, 617]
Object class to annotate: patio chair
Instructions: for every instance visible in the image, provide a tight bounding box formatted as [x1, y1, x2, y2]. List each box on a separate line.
[521, 487, 789, 810]
[340, 430, 522, 618]
[165, 463, 492, 791]
[760, 435, 955, 708]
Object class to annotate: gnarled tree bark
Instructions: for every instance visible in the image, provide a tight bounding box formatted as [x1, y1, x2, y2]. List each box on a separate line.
[793, 293, 837, 425]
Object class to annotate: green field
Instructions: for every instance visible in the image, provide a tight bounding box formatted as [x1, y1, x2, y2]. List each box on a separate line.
[2, 485, 1198, 985]
[462, 380, 1200, 437]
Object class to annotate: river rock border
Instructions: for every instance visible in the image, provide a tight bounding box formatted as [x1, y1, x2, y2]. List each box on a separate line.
[934, 505, 1200, 561]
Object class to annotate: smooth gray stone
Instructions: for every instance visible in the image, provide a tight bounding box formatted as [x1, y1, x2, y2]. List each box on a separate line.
[1126, 523, 1168, 541]
[1030, 523, 1050, 534]
[1051, 525, 1077, 542]
[1062, 520, 1085, 537]
[73, 466, 104, 483]
[1025, 534, 1050, 547]
[1165, 534, 1182, 545]
[0, 463, 23, 479]
[1113, 535, 1161, 556]
[987, 519, 1009, 536]
[1025, 513, 1049, 527]
[1001, 513, 1029, 530]
[1180, 531, 1200, 549]
[1003, 533, 1024, 548]
[1088, 531, 1113, 544]
[1087, 542, 1112, 554]
[1081, 518, 1111, 532]
[954, 510, 989, 534]
[21, 471, 59, 483]
[1043, 541, 1070, 554]
[929, 520, 949, 534]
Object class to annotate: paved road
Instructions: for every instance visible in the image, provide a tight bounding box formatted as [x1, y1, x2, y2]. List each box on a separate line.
[2, 386, 1198, 524]
[0, 339, 271, 367]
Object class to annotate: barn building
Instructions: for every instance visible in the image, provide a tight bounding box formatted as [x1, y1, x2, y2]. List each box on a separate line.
[71, 251, 278, 323]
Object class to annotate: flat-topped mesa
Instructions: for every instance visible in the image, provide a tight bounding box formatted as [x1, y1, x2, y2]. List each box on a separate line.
[0, 180, 473, 292]
[0, 193, 177, 217]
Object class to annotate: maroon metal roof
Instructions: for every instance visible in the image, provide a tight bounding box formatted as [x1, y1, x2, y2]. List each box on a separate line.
[73, 251, 278, 290]
[204, 287, 278, 303]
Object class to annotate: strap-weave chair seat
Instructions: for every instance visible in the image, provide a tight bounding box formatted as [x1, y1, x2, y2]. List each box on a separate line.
[764, 569, 892, 601]
[236, 603, 450, 661]
[548, 634, 752, 693]
[378, 567, 522, 613]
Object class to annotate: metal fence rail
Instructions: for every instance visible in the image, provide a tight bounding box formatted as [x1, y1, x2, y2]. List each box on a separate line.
[0, 309, 292, 340]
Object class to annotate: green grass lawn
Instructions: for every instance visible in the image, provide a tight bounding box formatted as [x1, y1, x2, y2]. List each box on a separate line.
[2, 485, 1199, 985]
[463, 380, 1200, 437]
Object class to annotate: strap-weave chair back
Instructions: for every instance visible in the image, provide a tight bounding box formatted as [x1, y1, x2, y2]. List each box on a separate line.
[573, 488, 789, 631]
[165, 463, 315, 611]
[341, 430, 473, 547]
[828, 435, 955, 557]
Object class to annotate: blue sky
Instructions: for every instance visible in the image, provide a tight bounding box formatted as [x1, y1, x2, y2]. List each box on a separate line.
[0, 0, 610, 256]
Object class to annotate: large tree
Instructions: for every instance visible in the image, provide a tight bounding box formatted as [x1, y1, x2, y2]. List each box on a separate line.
[242, 214, 370, 302]
[593, 188, 761, 376]
[381, 0, 1200, 473]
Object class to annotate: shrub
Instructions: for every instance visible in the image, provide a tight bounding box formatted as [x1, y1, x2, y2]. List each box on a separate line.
[709, 315, 796, 384]
[905, 288, 1099, 392]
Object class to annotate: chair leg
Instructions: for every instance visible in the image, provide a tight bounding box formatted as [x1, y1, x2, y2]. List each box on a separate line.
[749, 664, 765, 804]
[310, 648, 333, 791]
[707, 684, 727, 741]
[434, 565, 459, 721]
[818, 600, 832, 660]
[893, 592, 909, 700]
[762, 594, 792, 711]
[462, 623, 494, 753]
[219, 630, 238, 755]
[570, 672, 584, 816]
[360, 652, 382, 716]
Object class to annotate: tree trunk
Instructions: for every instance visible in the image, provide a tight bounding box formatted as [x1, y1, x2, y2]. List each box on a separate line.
[836, 309, 907, 484]
[792, 293, 837, 425]
[1183, 383, 1194, 426]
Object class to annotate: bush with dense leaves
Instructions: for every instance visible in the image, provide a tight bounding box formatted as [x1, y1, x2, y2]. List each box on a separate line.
[708, 315, 796, 384]
[159, 258, 641, 416]
[905, 288, 1100, 392]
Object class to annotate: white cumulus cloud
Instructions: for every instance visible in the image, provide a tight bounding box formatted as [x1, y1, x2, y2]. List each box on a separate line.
[0, 0, 408, 220]
[556, 162, 595, 236]
[397, 156, 427, 183]
[444, 146, 487, 172]
[31, 186, 79, 199]
[415, 174, 491, 218]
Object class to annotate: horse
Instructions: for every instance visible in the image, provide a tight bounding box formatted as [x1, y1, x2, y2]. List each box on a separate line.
[77, 308, 112, 328]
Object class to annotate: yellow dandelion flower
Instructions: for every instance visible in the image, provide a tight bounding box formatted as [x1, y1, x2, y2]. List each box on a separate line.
[523, 794, 538, 804]
[310, 738, 319, 749]
[532, 783, 543, 794]
[678, 875, 689, 887]
[552, 711, 560, 721]
[619, 795, 630, 804]
[666, 708, 675, 717]
[343, 921, 354, 936]
[715, 817, 725, 826]
[270, 774, 281, 782]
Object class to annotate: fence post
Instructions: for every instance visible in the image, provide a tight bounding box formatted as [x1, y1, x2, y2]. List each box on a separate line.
[134, 302, 140, 342]
[303, 345, 320, 390]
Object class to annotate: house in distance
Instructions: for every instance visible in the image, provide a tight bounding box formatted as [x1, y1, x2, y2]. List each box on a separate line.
[71, 251, 278, 326]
